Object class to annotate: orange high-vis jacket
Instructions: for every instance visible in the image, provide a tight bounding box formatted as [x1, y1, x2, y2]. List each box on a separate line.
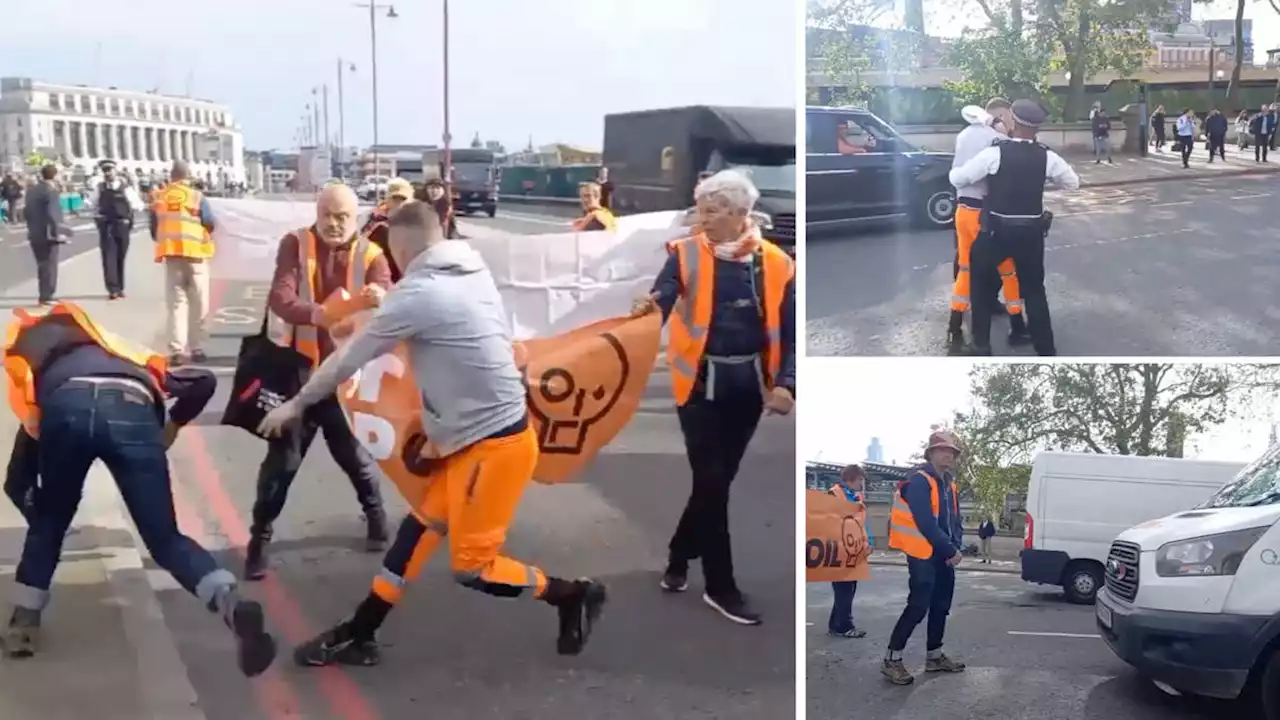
[887, 470, 959, 559]
[152, 181, 213, 262]
[4, 303, 168, 439]
[572, 208, 617, 232]
[665, 235, 793, 406]
[264, 228, 384, 366]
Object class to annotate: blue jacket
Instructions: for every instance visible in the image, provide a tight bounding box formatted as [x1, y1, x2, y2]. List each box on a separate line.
[901, 464, 962, 560]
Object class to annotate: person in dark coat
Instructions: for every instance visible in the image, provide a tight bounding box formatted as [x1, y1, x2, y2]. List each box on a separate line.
[1203, 108, 1228, 162]
[24, 165, 73, 305]
[1, 173, 22, 224]
[419, 179, 460, 240]
[94, 160, 134, 299]
[977, 517, 997, 564]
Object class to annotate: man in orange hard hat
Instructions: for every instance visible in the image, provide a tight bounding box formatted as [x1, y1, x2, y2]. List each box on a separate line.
[881, 429, 967, 685]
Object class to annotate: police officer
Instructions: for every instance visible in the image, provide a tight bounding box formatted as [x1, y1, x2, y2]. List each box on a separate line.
[94, 160, 133, 300]
[947, 99, 1080, 356]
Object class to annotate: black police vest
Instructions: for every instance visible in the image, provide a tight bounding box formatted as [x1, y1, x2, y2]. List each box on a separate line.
[987, 141, 1048, 217]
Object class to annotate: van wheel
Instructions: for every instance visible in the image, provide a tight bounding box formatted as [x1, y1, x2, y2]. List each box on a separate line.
[1062, 562, 1103, 605]
[1257, 648, 1280, 720]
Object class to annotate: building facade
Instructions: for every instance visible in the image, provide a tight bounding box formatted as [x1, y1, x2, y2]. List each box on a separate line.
[1202, 19, 1254, 64]
[0, 77, 244, 184]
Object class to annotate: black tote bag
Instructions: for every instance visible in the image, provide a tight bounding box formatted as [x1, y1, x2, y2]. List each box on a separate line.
[220, 303, 314, 437]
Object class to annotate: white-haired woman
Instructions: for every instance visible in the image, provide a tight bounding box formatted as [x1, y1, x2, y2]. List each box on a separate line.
[631, 169, 796, 626]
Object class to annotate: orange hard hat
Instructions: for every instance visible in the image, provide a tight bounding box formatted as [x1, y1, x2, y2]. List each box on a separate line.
[927, 430, 961, 455]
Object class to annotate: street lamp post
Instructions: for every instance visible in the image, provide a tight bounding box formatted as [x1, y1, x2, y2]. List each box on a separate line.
[354, 2, 398, 179]
[310, 88, 321, 147]
[322, 84, 331, 154]
[442, 0, 452, 188]
[337, 59, 356, 163]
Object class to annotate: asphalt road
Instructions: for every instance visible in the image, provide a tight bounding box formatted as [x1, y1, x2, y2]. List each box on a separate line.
[0, 217, 108, 292]
[807, 174, 1280, 356]
[155, 205, 796, 719]
[806, 567, 1246, 720]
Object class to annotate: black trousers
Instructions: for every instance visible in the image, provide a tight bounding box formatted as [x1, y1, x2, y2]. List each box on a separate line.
[887, 556, 957, 652]
[669, 392, 763, 597]
[971, 223, 1055, 355]
[251, 395, 384, 535]
[28, 239, 60, 303]
[1207, 133, 1226, 160]
[97, 219, 131, 295]
[1177, 136, 1194, 165]
[1257, 134, 1271, 162]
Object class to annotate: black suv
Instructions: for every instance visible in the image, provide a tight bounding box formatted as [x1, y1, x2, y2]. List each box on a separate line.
[806, 105, 957, 233]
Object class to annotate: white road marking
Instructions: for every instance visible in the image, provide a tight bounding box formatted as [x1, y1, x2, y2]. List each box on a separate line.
[1230, 193, 1271, 200]
[485, 211, 572, 227]
[1007, 631, 1100, 639]
[1149, 200, 1193, 208]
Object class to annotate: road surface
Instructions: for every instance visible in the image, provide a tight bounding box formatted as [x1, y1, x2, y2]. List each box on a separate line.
[806, 567, 1244, 720]
[807, 174, 1280, 356]
[0, 205, 795, 720]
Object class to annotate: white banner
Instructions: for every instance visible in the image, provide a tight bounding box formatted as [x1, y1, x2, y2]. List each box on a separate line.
[206, 198, 684, 338]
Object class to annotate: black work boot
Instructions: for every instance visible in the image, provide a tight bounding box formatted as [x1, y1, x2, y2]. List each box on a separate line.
[294, 620, 382, 667]
[1007, 312, 1031, 346]
[2, 606, 41, 658]
[244, 527, 271, 581]
[544, 577, 608, 656]
[946, 311, 965, 356]
[364, 508, 389, 552]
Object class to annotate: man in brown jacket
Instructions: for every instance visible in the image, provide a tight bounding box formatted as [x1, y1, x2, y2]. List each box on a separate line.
[245, 184, 392, 580]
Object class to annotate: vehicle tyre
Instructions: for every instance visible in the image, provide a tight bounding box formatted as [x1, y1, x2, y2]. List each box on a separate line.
[1256, 647, 1280, 720]
[1062, 562, 1103, 605]
[486, 206, 496, 218]
[910, 187, 956, 229]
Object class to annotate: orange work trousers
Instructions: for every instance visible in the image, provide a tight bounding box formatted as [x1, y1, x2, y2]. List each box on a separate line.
[370, 424, 549, 604]
[951, 205, 1024, 315]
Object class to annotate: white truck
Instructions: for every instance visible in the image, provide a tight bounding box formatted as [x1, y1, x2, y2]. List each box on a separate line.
[1020, 452, 1244, 604]
[1097, 444, 1280, 718]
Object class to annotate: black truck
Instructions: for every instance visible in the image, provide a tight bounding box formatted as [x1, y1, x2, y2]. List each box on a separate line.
[602, 105, 796, 254]
[425, 147, 499, 217]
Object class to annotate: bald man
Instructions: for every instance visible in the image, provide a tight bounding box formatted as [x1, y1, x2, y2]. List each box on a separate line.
[243, 183, 393, 581]
[259, 200, 608, 667]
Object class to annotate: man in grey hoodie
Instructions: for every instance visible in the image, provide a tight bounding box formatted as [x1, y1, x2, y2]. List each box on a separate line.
[258, 200, 607, 666]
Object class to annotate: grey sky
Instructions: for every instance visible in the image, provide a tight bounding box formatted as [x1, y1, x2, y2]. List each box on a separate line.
[4, 0, 798, 151]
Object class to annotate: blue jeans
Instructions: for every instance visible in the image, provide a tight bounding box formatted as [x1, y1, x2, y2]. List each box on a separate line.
[13, 381, 230, 610]
[828, 581, 858, 633]
[886, 556, 956, 652]
[1093, 136, 1111, 160]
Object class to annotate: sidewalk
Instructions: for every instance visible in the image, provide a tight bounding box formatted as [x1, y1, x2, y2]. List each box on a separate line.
[0, 236, 206, 719]
[1072, 150, 1280, 188]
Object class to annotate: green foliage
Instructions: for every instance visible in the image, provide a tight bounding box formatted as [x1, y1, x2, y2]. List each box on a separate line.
[23, 151, 45, 168]
[941, 29, 1052, 107]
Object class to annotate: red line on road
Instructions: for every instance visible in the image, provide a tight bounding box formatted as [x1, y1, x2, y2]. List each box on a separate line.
[176, 277, 381, 720]
[171, 476, 305, 718]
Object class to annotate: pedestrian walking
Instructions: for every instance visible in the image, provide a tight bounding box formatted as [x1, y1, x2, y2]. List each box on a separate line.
[1150, 105, 1167, 152]
[632, 169, 796, 626]
[94, 160, 133, 299]
[24, 164, 72, 306]
[151, 161, 216, 365]
[244, 183, 390, 580]
[258, 200, 608, 667]
[1204, 108, 1227, 162]
[947, 99, 1079, 357]
[1, 302, 277, 676]
[1090, 103, 1113, 164]
[1264, 105, 1277, 154]
[1, 172, 21, 224]
[880, 430, 968, 686]
[1236, 111, 1252, 150]
[1175, 109, 1196, 168]
[978, 517, 997, 564]
[828, 465, 870, 638]
[1252, 110, 1270, 162]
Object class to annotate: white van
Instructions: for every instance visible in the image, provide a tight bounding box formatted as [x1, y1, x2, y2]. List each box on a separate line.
[1096, 444, 1280, 717]
[1021, 452, 1244, 604]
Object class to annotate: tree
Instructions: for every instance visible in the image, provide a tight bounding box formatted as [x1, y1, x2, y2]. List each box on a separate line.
[910, 423, 1032, 520]
[808, 0, 926, 106]
[942, 29, 1052, 107]
[955, 364, 1280, 461]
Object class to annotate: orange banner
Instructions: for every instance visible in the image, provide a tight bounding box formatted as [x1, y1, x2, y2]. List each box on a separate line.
[324, 292, 663, 510]
[805, 490, 871, 582]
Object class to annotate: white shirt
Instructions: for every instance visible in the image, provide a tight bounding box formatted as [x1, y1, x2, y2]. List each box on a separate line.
[948, 138, 1080, 194]
[951, 123, 1002, 200]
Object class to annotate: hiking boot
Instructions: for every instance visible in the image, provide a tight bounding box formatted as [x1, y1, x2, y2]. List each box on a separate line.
[556, 578, 608, 656]
[244, 533, 269, 581]
[2, 607, 41, 659]
[881, 657, 915, 685]
[1008, 313, 1031, 346]
[829, 627, 867, 638]
[925, 652, 967, 673]
[660, 562, 688, 593]
[294, 621, 382, 667]
[703, 590, 762, 626]
[945, 328, 965, 356]
[364, 509, 389, 552]
[230, 599, 277, 677]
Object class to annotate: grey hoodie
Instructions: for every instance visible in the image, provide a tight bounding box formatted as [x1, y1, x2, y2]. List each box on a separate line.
[297, 239, 528, 456]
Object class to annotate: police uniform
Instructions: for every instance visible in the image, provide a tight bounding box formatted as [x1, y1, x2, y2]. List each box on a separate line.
[94, 160, 133, 299]
[949, 100, 1078, 357]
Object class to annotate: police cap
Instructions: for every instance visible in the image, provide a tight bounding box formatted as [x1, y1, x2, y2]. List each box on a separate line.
[1010, 99, 1047, 129]
[98, 159, 117, 171]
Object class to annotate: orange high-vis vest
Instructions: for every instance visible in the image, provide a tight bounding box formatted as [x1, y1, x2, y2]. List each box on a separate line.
[572, 208, 617, 232]
[265, 228, 383, 366]
[4, 303, 168, 439]
[152, 181, 214, 262]
[887, 470, 959, 560]
[666, 235, 793, 406]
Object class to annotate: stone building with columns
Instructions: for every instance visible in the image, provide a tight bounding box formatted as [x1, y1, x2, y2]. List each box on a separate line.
[0, 77, 244, 185]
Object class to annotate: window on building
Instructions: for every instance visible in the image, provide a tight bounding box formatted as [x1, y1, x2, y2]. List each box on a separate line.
[49, 95, 61, 111]
[151, 105, 160, 120]
[95, 97, 106, 114]
[124, 101, 133, 117]
[110, 99, 120, 116]
[80, 96, 91, 113]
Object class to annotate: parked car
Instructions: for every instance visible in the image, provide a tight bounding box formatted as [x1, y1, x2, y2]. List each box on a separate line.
[806, 105, 957, 234]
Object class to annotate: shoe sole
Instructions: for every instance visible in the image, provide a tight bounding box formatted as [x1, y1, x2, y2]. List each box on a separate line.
[701, 592, 761, 626]
[232, 601, 277, 677]
[883, 672, 916, 685]
[659, 578, 688, 593]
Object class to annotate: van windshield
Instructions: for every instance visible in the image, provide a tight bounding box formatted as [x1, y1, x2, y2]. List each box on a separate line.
[726, 160, 796, 195]
[1200, 444, 1280, 508]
